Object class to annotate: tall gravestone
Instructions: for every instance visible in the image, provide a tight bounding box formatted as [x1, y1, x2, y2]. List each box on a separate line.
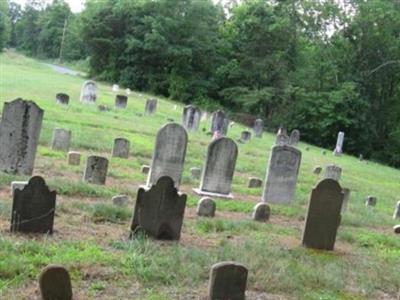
[39, 265, 73, 300]
[56, 93, 69, 105]
[147, 123, 188, 189]
[210, 110, 229, 135]
[52, 128, 71, 152]
[333, 131, 345, 156]
[182, 105, 202, 131]
[324, 164, 342, 181]
[0, 99, 44, 175]
[194, 137, 238, 198]
[112, 138, 130, 158]
[131, 176, 187, 240]
[262, 144, 301, 204]
[10, 176, 56, 234]
[253, 119, 264, 138]
[302, 178, 344, 250]
[288, 129, 300, 146]
[115, 95, 128, 109]
[145, 98, 157, 114]
[80, 80, 97, 103]
[83, 156, 109, 185]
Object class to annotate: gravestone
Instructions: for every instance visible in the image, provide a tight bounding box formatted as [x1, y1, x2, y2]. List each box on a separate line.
[190, 167, 201, 180]
[131, 176, 187, 240]
[196, 197, 216, 217]
[341, 188, 351, 213]
[145, 98, 157, 114]
[10, 176, 56, 234]
[393, 201, 400, 219]
[182, 105, 202, 131]
[253, 119, 264, 138]
[194, 137, 238, 198]
[39, 265, 72, 300]
[147, 123, 188, 189]
[288, 129, 300, 146]
[141, 165, 150, 174]
[252, 202, 270, 222]
[112, 84, 119, 92]
[51, 128, 71, 152]
[301, 179, 343, 250]
[115, 95, 128, 109]
[210, 110, 229, 135]
[324, 165, 342, 181]
[240, 131, 251, 143]
[80, 80, 97, 103]
[275, 127, 289, 145]
[83, 156, 109, 185]
[67, 151, 81, 166]
[112, 138, 130, 158]
[365, 196, 377, 207]
[98, 104, 110, 112]
[0, 99, 44, 175]
[208, 261, 248, 300]
[56, 93, 69, 105]
[248, 177, 262, 188]
[394, 225, 400, 234]
[313, 166, 322, 175]
[262, 144, 301, 204]
[126, 88, 131, 95]
[10, 181, 28, 197]
[112, 195, 128, 206]
[333, 131, 345, 156]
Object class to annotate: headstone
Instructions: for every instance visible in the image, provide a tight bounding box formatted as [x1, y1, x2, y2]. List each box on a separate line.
[80, 80, 97, 103]
[145, 98, 157, 115]
[252, 202, 270, 222]
[56, 93, 69, 105]
[301, 179, 343, 250]
[98, 104, 110, 112]
[10, 181, 28, 197]
[39, 265, 72, 300]
[112, 195, 128, 206]
[112, 138, 130, 158]
[126, 88, 131, 95]
[208, 261, 248, 300]
[67, 151, 81, 166]
[194, 137, 238, 198]
[83, 156, 109, 185]
[190, 167, 201, 180]
[333, 131, 345, 156]
[51, 128, 71, 152]
[147, 123, 188, 189]
[131, 176, 187, 240]
[341, 188, 351, 213]
[115, 95, 128, 109]
[197, 197, 216, 217]
[313, 166, 322, 175]
[141, 165, 150, 174]
[182, 105, 202, 131]
[275, 127, 289, 145]
[324, 165, 342, 181]
[359, 154, 364, 161]
[288, 129, 300, 146]
[262, 144, 301, 204]
[112, 84, 119, 92]
[393, 201, 400, 219]
[0, 99, 44, 175]
[394, 225, 400, 234]
[365, 196, 377, 207]
[253, 119, 263, 138]
[248, 177, 262, 188]
[10, 176, 56, 234]
[240, 131, 251, 143]
[210, 110, 229, 135]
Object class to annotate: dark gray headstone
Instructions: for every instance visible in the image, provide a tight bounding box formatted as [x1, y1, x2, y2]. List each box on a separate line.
[190, 167, 201, 180]
[240, 131, 251, 143]
[10, 181, 28, 197]
[393, 201, 400, 219]
[196, 197, 216, 217]
[112, 195, 128, 206]
[253, 119, 263, 138]
[141, 165, 150, 174]
[252, 202, 270, 222]
[182, 105, 202, 131]
[83, 156, 109, 185]
[248, 177, 262, 188]
[394, 225, 400, 234]
[80, 80, 97, 103]
[313, 166, 322, 175]
[210, 110, 229, 135]
[365, 196, 377, 207]
[56, 93, 69, 105]
[288, 129, 300, 146]
[39, 265, 72, 300]
[112, 138, 130, 158]
[115, 94, 128, 109]
[145, 98, 157, 114]
[51, 128, 71, 152]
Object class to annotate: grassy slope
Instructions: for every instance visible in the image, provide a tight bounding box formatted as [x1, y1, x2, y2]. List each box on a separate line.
[0, 51, 399, 299]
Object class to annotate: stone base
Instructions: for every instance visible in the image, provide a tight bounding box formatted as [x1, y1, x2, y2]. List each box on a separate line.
[193, 188, 233, 199]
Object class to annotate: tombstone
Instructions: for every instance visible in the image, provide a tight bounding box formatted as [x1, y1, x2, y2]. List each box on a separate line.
[67, 151, 81, 166]
[83, 156, 109, 185]
[252, 202, 270, 222]
[190, 167, 201, 180]
[147, 123, 188, 189]
[39, 265, 72, 300]
[208, 261, 248, 300]
[141, 165, 150, 174]
[80, 80, 97, 103]
[333, 131, 345, 156]
[0, 99, 44, 176]
[301, 179, 343, 250]
[112, 138, 130, 158]
[394, 225, 400, 234]
[98, 104, 110, 112]
[126, 88, 131, 95]
[115, 95, 128, 109]
[196, 197, 216, 217]
[51, 128, 71, 152]
[248, 177, 262, 188]
[288, 129, 300, 146]
[194, 138, 238, 199]
[112, 195, 128, 207]
[56, 93, 69, 105]
[145, 98, 157, 115]
[253, 119, 264, 138]
[240, 131, 251, 143]
[10, 176, 56, 234]
[10, 181, 28, 197]
[359, 154, 364, 161]
[341, 188, 351, 213]
[365, 196, 377, 207]
[313, 166, 322, 175]
[262, 144, 301, 204]
[393, 201, 400, 219]
[275, 127, 289, 145]
[324, 165, 342, 181]
[182, 105, 202, 131]
[210, 110, 229, 135]
[112, 84, 119, 92]
[130, 176, 187, 240]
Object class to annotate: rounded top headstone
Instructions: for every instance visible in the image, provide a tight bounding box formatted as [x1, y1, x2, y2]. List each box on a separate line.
[39, 264, 73, 300]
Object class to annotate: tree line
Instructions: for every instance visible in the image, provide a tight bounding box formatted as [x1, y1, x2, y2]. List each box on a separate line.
[1, 0, 400, 167]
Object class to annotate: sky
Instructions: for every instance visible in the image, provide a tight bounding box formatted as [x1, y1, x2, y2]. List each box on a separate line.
[12, 0, 86, 13]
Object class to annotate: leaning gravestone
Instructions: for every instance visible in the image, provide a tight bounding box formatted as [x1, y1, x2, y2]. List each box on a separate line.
[147, 123, 188, 189]
[253, 119, 264, 138]
[393, 201, 400, 219]
[240, 131, 251, 143]
[39, 265, 73, 300]
[115, 95, 128, 109]
[194, 137, 238, 198]
[324, 164, 342, 181]
[333, 131, 345, 156]
[112, 138, 130, 158]
[0, 99, 43, 176]
[182, 105, 202, 131]
[302, 178, 343, 250]
[83, 156, 109, 185]
[262, 144, 301, 204]
[145, 98, 157, 114]
[80, 80, 97, 103]
[288, 129, 300, 146]
[10, 176, 56, 234]
[131, 176, 187, 240]
[210, 110, 229, 135]
[51, 128, 71, 152]
[56, 93, 69, 105]
[208, 261, 248, 300]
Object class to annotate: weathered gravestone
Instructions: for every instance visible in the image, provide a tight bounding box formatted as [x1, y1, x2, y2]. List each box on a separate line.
[197, 197, 216, 217]
[252, 202, 270, 222]
[248, 177, 262, 188]
[182, 105, 202, 131]
[83, 156, 109, 185]
[210, 110, 229, 135]
[208, 261, 248, 300]
[393, 201, 400, 219]
[194, 137, 238, 198]
[0, 99, 44, 175]
[365, 196, 377, 207]
[190, 167, 201, 180]
[302, 178, 343, 250]
[333, 131, 345, 156]
[39, 265, 72, 300]
[112, 138, 130, 158]
[147, 123, 188, 189]
[394, 225, 400, 234]
[80, 80, 97, 103]
[341, 188, 351, 213]
[56, 93, 69, 105]
[112, 195, 128, 206]
[275, 127, 289, 145]
[288, 129, 300, 146]
[324, 164, 342, 181]
[253, 119, 264, 138]
[240, 131, 251, 143]
[262, 144, 301, 204]
[115, 95, 128, 109]
[313, 166, 322, 175]
[51, 128, 71, 152]
[145, 98, 158, 114]
[141, 165, 150, 174]
[131, 176, 187, 240]
[67, 151, 81, 166]
[10, 176, 56, 234]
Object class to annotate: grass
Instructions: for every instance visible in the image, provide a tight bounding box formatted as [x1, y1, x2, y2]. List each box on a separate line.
[0, 50, 399, 299]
